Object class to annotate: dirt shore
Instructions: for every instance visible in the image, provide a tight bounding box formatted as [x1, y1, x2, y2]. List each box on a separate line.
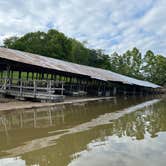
[0, 97, 115, 112]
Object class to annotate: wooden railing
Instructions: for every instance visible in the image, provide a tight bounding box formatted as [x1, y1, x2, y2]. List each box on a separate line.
[0, 78, 65, 96]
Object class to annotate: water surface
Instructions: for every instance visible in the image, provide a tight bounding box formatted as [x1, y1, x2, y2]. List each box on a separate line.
[0, 96, 166, 166]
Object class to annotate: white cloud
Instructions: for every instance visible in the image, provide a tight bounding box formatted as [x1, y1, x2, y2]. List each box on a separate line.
[0, 0, 165, 56]
[69, 134, 166, 166]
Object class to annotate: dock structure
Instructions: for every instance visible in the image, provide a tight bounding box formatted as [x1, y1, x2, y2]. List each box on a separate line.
[0, 78, 64, 102]
[0, 48, 161, 102]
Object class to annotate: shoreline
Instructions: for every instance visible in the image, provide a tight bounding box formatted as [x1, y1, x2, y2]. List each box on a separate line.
[0, 96, 115, 112]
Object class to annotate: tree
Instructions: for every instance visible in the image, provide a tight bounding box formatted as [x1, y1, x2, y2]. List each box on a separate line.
[110, 48, 143, 79]
[3, 36, 19, 48]
[143, 50, 166, 85]
[69, 38, 89, 64]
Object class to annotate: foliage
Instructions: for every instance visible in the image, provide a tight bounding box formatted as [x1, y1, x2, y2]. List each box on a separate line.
[3, 29, 166, 86]
[109, 48, 143, 79]
[3, 36, 19, 48]
[143, 51, 166, 85]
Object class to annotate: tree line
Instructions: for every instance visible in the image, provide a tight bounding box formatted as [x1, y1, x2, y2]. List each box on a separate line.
[3, 29, 166, 86]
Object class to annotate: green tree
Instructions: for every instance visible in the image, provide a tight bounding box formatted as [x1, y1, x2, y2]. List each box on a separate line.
[143, 50, 166, 85]
[110, 48, 143, 79]
[3, 36, 19, 48]
[70, 38, 89, 64]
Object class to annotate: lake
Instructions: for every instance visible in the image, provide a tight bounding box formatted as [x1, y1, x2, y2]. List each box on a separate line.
[0, 96, 166, 166]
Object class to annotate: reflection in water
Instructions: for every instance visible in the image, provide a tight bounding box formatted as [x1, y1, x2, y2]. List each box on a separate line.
[69, 134, 166, 166]
[0, 157, 25, 166]
[0, 96, 166, 166]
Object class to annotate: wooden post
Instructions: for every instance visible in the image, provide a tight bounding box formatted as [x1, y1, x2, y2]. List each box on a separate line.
[0, 71, 3, 78]
[51, 74, 53, 80]
[32, 72, 34, 80]
[49, 80, 52, 100]
[8, 77, 11, 90]
[18, 71, 21, 80]
[123, 87, 127, 95]
[39, 73, 42, 80]
[70, 84, 72, 91]
[26, 72, 29, 80]
[7, 66, 10, 79]
[42, 73, 44, 80]
[3, 66, 10, 90]
[61, 82, 64, 95]
[20, 79, 23, 96]
[3, 79, 7, 90]
[103, 85, 106, 96]
[33, 80, 36, 96]
[153, 88, 155, 95]
[69, 77, 72, 83]
[140, 87, 143, 96]
[54, 74, 56, 81]
[11, 70, 13, 79]
[133, 87, 136, 96]
[113, 87, 117, 96]
[36, 73, 38, 80]
[46, 80, 49, 93]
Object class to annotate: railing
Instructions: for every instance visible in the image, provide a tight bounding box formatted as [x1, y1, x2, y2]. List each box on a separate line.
[0, 78, 65, 96]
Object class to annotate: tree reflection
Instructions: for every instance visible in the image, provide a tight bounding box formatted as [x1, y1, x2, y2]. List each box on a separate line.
[0, 98, 165, 166]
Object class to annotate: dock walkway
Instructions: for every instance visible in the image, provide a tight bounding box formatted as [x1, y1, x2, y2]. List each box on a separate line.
[0, 96, 115, 112]
[0, 78, 64, 102]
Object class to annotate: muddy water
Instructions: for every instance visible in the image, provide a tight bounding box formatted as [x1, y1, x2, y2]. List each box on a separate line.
[0, 96, 166, 166]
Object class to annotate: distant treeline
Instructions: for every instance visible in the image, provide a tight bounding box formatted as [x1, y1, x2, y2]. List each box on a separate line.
[3, 29, 166, 86]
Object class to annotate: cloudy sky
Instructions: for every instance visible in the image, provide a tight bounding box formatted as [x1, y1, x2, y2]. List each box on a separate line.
[0, 0, 165, 56]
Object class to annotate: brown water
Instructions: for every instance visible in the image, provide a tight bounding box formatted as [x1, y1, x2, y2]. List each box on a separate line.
[0, 96, 166, 166]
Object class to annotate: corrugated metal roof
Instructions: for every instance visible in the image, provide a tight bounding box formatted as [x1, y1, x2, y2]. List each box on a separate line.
[0, 48, 160, 88]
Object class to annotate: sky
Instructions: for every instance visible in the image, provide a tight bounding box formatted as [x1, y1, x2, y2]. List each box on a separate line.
[0, 0, 165, 56]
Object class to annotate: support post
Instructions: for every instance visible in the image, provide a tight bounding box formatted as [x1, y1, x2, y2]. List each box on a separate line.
[32, 72, 34, 80]
[49, 80, 52, 100]
[113, 87, 117, 96]
[33, 80, 36, 97]
[26, 72, 29, 80]
[20, 79, 23, 96]
[133, 87, 136, 96]
[61, 82, 64, 95]
[123, 87, 127, 95]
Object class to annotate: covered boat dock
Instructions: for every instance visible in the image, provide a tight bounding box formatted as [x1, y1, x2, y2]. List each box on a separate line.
[0, 48, 161, 102]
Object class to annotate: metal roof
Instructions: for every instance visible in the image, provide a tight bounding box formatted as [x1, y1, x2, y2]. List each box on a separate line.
[0, 48, 160, 88]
